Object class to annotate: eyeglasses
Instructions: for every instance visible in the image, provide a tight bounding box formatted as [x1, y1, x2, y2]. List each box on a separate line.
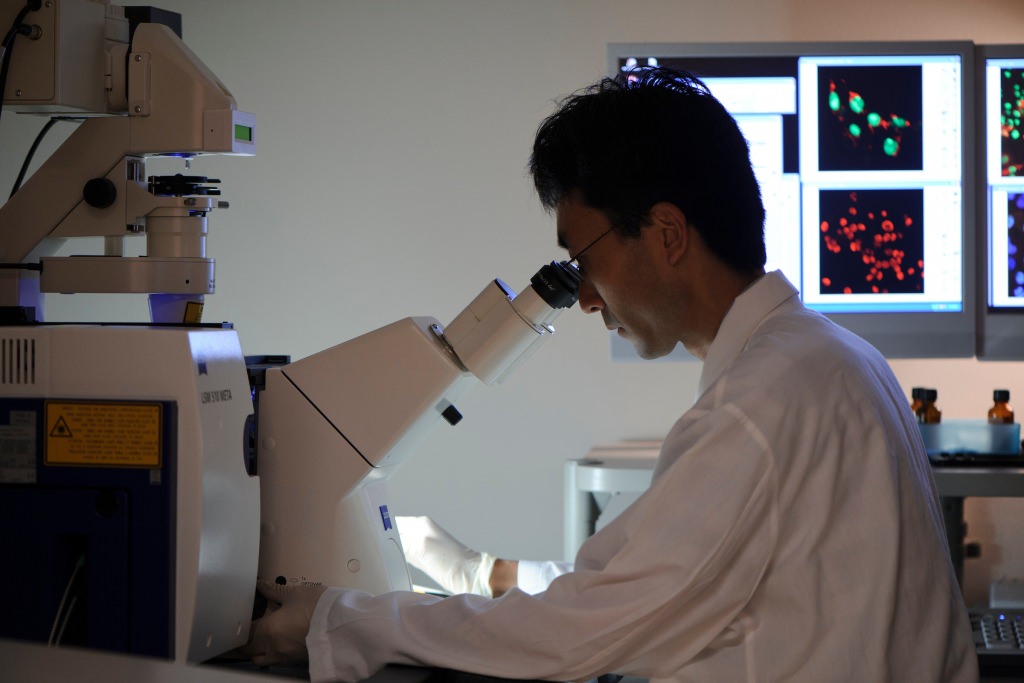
[564, 227, 615, 274]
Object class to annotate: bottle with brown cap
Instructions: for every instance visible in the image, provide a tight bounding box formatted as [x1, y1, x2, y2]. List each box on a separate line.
[916, 389, 941, 424]
[988, 389, 1014, 425]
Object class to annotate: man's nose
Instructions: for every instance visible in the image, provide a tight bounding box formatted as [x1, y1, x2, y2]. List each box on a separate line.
[577, 279, 604, 314]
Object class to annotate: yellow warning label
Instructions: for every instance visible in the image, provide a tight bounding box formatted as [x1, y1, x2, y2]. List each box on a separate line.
[44, 401, 162, 468]
[183, 300, 204, 325]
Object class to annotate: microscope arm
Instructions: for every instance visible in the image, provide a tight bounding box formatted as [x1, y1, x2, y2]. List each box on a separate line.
[0, 21, 254, 312]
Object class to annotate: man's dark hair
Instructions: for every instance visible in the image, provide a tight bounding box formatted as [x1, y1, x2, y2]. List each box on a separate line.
[529, 67, 766, 272]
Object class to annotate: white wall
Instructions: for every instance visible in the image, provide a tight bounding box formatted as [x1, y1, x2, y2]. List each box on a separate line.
[2, 0, 1023, 605]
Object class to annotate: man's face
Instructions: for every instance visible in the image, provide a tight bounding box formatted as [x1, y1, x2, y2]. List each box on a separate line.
[556, 195, 680, 360]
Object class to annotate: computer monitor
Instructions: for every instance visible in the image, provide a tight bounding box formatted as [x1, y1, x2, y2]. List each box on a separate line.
[607, 42, 975, 360]
[977, 44, 1024, 360]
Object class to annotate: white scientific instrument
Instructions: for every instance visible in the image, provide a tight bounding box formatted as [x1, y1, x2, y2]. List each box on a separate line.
[256, 263, 580, 594]
[0, 0, 259, 664]
[0, 0, 581, 670]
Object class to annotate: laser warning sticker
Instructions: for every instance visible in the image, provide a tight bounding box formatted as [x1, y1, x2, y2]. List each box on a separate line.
[44, 401, 162, 468]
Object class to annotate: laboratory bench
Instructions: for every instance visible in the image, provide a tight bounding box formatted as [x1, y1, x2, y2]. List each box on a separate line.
[5, 638, 1023, 682]
[0, 638, 545, 683]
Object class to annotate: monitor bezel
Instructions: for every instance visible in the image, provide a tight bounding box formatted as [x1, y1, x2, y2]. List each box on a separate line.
[975, 43, 1024, 360]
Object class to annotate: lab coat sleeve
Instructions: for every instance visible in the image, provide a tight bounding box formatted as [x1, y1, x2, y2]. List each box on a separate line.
[517, 560, 574, 594]
[307, 402, 778, 683]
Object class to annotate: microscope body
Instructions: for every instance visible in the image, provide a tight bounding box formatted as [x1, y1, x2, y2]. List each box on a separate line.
[257, 317, 476, 592]
[255, 266, 580, 592]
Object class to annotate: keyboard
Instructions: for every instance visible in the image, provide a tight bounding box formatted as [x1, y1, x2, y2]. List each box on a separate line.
[972, 609, 1024, 672]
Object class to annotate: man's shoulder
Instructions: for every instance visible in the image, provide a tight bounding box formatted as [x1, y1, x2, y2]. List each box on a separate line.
[717, 306, 895, 409]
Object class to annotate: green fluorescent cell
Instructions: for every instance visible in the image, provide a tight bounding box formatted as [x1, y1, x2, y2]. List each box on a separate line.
[829, 91, 840, 112]
[850, 94, 865, 114]
[883, 137, 899, 156]
[867, 112, 881, 127]
[849, 123, 862, 137]
[1013, 129, 1022, 141]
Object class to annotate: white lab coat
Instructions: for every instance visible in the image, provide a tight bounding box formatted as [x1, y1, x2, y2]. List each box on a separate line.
[307, 271, 978, 683]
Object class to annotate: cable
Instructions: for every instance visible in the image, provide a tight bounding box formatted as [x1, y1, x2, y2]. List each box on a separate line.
[53, 596, 77, 646]
[9, 116, 57, 198]
[0, 1, 43, 129]
[48, 555, 84, 647]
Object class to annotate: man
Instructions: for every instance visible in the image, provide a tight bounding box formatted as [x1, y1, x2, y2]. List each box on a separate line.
[245, 67, 978, 682]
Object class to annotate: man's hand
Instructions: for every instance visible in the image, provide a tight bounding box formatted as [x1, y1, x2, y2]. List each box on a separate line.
[397, 516, 497, 596]
[242, 579, 327, 666]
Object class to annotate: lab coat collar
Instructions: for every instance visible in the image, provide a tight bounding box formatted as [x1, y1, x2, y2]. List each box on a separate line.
[697, 270, 799, 398]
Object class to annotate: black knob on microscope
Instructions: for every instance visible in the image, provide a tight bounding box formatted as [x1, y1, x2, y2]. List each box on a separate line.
[83, 177, 117, 209]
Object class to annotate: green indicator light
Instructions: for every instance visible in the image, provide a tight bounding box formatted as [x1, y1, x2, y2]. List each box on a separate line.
[848, 123, 861, 137]
[883, 137, 899, 156]
[234, 124, 253, 142]
[867, 112, 881, 127]
[849, 95, 864, 114]
[828, 91, 840, 112]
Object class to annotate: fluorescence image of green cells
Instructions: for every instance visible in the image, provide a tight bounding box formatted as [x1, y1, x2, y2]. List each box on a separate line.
[828, 82, 910, 157]
[819, 65, 922, 172]
[1002, 68, 1024, 177]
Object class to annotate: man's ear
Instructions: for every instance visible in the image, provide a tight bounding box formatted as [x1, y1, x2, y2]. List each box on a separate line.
[648, 202, 689, 266]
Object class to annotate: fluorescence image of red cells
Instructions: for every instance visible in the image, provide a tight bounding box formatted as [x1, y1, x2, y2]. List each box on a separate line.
[818, 188, 925, 295]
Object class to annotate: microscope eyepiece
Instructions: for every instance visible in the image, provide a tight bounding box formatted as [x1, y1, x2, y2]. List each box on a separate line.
[530, 261, 582, 310]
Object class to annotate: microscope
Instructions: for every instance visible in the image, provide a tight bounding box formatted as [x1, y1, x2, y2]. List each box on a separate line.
[0, 0, 580, 666]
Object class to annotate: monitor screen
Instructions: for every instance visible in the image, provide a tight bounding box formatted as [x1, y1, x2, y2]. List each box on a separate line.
[977, 44, 1024, 359]
[607, 42, 974, 359]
